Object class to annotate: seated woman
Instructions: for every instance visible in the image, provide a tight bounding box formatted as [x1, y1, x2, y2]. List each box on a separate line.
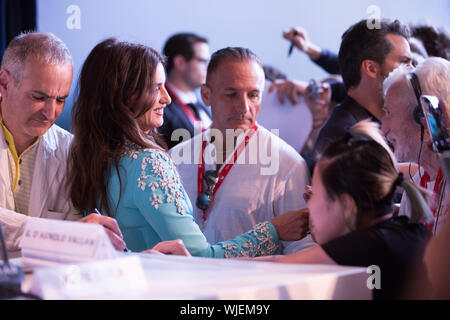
[161, 120, 433, 299]
[274, 120, 433, 299]
[67, 38, 308, 258]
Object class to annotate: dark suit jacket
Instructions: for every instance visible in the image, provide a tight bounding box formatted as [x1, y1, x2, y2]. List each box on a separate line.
[305, 96, 379, 173]
[159, 99, 212, 149]
[314, 49, 340, 75]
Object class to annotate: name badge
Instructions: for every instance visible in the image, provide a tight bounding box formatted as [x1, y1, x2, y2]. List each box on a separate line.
[19, 218, 119, 268]
[28, 255, 148, 299]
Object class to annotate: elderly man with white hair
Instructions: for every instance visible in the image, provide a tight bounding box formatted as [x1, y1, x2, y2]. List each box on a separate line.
[0, 32, 126, 257]
[381, 57, 450, 235]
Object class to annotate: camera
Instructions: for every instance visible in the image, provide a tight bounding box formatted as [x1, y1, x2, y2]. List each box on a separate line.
[308, 79, 319, 102]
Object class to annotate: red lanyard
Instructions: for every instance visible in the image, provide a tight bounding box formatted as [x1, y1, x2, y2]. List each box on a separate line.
[197, 125, 258, 222]
[420, 168, 445, 231]
[165, 85, 203, 133]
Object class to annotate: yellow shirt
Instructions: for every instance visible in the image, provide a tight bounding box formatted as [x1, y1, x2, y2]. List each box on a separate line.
[0, 114, 41, 215]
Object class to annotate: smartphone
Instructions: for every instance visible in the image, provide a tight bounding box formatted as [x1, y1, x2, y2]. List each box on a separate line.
[420, 95, 450, 152]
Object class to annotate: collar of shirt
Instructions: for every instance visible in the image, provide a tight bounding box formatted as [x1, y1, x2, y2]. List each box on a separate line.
[0, 112, 42, 190]
[343, 95, 380, 123]
[0, 112, 19, 159]
[166, 83, 198, 105]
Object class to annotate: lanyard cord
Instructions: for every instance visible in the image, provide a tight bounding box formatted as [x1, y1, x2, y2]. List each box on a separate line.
[197, 125, 258, 222]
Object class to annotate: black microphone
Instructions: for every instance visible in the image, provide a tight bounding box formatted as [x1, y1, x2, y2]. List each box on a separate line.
[0, 221, 25, 299]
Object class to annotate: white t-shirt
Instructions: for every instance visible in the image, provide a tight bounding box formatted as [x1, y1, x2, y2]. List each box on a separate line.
[170, 125, 316, 254]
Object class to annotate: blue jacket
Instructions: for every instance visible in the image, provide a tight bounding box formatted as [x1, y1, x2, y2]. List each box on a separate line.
[104, 146, 279, 257]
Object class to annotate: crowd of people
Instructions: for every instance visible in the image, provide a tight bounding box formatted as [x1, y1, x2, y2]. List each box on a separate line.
[0, 16, 449, 299]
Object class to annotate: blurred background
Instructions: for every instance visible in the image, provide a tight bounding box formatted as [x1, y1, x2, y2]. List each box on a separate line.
[1, 0, 449, 130]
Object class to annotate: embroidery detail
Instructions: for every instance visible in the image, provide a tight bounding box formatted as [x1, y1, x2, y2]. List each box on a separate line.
[128, 147, 186, 215]
[221, 222, 279, 258]
[128, 150, 139, 159]
[150, 194, 163, 209]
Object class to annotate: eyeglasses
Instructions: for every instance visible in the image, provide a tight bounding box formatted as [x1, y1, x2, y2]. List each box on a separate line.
[196, 170, 219, 211]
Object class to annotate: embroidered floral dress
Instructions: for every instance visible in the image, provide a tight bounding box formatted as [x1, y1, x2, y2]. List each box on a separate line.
[105, 146, 280, 257]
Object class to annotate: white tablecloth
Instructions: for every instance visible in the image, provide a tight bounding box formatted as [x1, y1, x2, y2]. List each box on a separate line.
[14, 254, 372, 300]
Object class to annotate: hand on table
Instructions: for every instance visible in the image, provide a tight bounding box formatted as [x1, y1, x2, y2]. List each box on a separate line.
[142, 239, 192, 257]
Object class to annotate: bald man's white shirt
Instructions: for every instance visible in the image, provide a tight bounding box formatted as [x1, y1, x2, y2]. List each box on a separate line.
[170, 125, 316, 254]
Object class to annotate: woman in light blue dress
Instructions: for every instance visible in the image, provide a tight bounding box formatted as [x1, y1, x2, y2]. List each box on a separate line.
[67, 38, 307, 257]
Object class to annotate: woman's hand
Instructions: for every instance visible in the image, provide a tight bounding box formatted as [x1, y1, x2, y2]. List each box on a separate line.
[270, 208, 309, 241]
[79, 213, 127, 251]
[142, 239, 192, 256]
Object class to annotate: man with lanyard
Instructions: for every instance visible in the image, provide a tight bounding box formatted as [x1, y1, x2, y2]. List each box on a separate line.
[382, 57, 450, 235]
[160, 33, 212, 149]
[0, 32, 126, 257]
[170, 47, 315, 254]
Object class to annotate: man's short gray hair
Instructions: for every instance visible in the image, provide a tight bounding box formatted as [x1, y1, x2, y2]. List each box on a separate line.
[1, 32, 72, 85]
[206, 47, 262, 84]
[383, 64, 411, 100]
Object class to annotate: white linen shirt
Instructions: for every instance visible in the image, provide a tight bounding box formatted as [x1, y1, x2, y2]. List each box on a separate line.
[0, 124, 79, 257]
[170, 125, 316, 254]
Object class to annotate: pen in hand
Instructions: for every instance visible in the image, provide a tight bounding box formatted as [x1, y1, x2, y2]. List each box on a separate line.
[94, 208, 130, 253]
[288, 30, 299, 57]
[288, 42, 295, 57]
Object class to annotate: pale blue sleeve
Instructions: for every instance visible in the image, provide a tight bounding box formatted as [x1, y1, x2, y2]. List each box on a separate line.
[130, 149, 280, 258]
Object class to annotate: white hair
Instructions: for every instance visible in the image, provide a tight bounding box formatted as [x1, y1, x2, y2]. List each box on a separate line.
[383, 57, 450, 112]
[415, 57, 450, 107]
[1, 32, 72, 85]
[383, 64, 412, 99]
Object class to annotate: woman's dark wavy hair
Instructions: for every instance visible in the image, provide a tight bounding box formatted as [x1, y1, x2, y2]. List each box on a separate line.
[317, 120, 432, 229]
[67, 38, 166, 217]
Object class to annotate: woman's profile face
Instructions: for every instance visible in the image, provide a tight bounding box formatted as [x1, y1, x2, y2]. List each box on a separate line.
[137, 62, 171, 133]
[307, 162, 349, 245]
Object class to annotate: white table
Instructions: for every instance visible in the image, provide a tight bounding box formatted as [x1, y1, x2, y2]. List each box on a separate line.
[15, 254, 372, 300]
